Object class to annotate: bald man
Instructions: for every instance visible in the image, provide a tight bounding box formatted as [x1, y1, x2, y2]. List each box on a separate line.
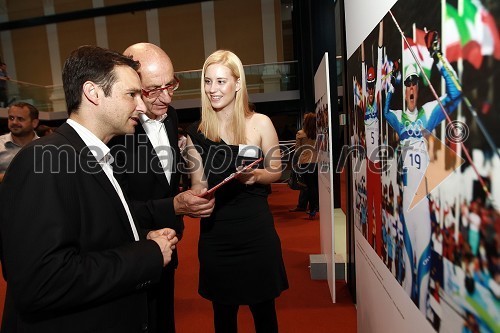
[110, 43, 214, 333]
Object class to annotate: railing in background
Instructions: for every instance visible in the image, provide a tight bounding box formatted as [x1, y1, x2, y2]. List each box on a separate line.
[0, 60, 301, 113]
[175, 60, 299, 100]
[1, 79, 60, 112]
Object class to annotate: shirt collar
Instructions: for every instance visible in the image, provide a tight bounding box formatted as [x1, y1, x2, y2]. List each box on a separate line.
[66, 119, 110, 163]
[2, 132, 39, 148]
[139, 112, 168, 124]
[4, 133, 15, 145]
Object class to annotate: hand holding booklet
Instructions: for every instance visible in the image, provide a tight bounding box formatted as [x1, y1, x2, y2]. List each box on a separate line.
[198, 157, 263, 197]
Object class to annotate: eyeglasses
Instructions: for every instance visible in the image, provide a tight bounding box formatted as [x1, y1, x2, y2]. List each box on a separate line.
[404, 75, 419, 87]
[142, 76, 180, 98]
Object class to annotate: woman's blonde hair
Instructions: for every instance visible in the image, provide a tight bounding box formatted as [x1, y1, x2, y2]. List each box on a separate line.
[199, 50, 253, 144]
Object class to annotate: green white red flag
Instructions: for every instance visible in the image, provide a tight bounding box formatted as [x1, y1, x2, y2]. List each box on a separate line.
[444, 0, 500, 69]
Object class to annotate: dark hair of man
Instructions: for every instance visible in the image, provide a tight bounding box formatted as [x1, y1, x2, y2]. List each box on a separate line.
[62, 45, 140, 116]
[303, 112, 316, 140]
[9, 101, 39, 120]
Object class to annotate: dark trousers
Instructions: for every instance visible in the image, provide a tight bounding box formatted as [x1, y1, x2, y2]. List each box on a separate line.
[296, 164, 319, 211]
[149, 266, 176, 333]
[212, 299, 278, 333]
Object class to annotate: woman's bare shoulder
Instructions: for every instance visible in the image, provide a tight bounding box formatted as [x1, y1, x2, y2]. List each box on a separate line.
[248, 112, 274, 128]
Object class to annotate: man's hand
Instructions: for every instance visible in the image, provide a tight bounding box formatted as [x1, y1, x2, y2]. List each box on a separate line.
[425, 30, 441, 58]
[148, 228, 178, 267]
[173, 189, 215, 218]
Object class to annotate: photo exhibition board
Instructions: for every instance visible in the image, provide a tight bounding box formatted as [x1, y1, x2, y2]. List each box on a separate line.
[315, 53, 336, 302]
[345, 0, 499, 332]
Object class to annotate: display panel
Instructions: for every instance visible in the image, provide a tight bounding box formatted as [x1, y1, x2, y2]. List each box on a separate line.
[346, 0, 499, 331]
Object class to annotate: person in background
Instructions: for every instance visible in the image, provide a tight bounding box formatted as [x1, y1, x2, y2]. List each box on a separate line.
[36, 124, 56, 137]
[111, 42, 214, 333]
[0, 45, 178, 333]
[186, 49, 288, 333]
[0, 62, 9, 107]
[289, 112, 319, 217]
[0, 102, 39, 183]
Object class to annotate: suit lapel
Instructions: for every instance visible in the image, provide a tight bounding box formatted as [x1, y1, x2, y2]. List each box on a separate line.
[164, 107, 181, 189]
[56, 123, 138, 240]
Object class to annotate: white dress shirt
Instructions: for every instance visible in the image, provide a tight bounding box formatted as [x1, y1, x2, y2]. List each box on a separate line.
[67, 119, 139, 241]
[139, 113, 173, 183]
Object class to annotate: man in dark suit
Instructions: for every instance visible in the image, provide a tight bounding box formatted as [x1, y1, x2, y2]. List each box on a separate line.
[111, 43, 215, 333]
[0, 45, 178, 333]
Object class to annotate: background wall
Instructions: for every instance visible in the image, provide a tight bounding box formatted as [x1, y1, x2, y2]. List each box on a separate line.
[0, 0, 285, 86]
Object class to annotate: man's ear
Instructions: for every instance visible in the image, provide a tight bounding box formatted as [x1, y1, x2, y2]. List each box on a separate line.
[32, 119, 40, 129]
[83, 81, 99, 105]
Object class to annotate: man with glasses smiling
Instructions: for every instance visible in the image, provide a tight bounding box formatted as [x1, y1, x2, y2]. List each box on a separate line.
[383, 30, 462, 317]
[111, 43, 215, 333]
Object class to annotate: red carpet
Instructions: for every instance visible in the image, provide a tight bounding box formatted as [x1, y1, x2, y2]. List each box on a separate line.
[0, 184, 357, 332]
[175, 184, 357, 332]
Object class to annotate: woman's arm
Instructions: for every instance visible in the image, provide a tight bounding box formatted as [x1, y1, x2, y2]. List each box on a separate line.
[238, 114, 282, 185]
[185, 135, 209, 191]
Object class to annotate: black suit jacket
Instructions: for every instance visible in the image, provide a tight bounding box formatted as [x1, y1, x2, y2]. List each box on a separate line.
[111, 106, 184, 252]
[0, 123, 164, 333]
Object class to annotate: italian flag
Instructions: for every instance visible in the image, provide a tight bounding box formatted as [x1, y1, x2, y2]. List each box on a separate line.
[403, 28, 434, 85]
[444, 0, 500, 69]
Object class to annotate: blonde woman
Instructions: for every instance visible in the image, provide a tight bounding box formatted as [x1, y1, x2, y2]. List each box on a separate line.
[186, 50, 288, 333]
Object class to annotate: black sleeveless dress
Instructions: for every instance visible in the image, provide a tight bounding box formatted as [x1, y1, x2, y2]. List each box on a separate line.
[187, 123, 288, 305]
